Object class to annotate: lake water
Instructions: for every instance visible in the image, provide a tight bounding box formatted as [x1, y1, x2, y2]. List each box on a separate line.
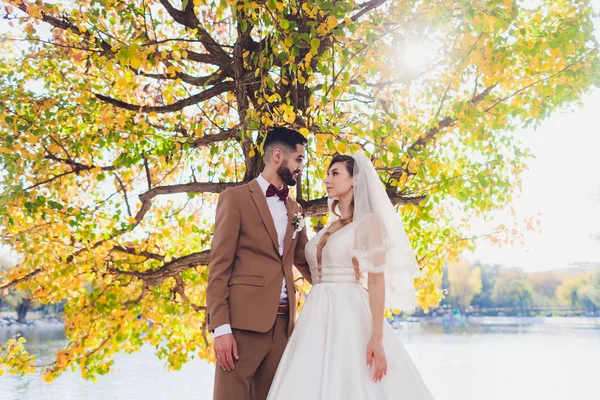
[1, 319, 599, 400]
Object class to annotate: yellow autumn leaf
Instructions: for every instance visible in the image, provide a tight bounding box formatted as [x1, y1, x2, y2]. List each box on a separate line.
[283, 110, 295, 124]
[27, 5, 43, 19]
[166, 65, 178, 76]
[327, 16, 338, 30]
[483, 15, 496, 30]
[267, 94, 280, 103]
[317, 22, 328, 35]
[171, 50, 182, 61]
[116, 114, 127, 127]
[335, 141, 347, 153]
[261, 113, 272, 125]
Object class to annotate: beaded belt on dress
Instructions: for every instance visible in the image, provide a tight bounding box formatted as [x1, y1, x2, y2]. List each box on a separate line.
[312, 265, 361, 284]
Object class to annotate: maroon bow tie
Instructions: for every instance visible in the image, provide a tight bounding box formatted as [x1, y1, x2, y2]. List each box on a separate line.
[266, 184, 289, 201]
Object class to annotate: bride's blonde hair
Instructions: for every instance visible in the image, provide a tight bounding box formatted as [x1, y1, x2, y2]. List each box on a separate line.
[316, 155, 357, 280]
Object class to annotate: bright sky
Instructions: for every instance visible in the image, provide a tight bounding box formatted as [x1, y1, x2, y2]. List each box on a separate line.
[465, 88, 600, 271]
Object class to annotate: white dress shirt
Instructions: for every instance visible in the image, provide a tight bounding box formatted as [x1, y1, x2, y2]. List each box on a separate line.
[212, 174, 289, 338]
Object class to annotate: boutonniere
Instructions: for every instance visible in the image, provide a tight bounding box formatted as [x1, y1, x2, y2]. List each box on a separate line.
[292, 212, 305, 233]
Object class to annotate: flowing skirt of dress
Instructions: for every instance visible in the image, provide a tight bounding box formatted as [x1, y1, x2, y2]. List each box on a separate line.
[266, 282, 435, 400]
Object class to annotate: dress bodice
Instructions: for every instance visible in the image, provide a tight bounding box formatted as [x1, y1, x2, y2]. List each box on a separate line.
[305, 222, 363, 284]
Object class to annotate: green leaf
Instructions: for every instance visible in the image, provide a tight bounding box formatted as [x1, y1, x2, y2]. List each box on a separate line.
[48, 200, 63, 210]
[310, 38, 320, 50]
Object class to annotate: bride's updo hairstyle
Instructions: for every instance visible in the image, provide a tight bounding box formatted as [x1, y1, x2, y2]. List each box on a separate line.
[316, 155, 356, 277]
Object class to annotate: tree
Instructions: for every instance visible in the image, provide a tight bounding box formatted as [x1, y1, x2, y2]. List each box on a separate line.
[578, 271, 600, 312]
[471, 262, 501, 309]
[528, 271, 561, 307]
[491, 268, 534, 311]
[1, 0, 598, 380]
[445, 260, 482, 311]
[556, 270, 600, 312]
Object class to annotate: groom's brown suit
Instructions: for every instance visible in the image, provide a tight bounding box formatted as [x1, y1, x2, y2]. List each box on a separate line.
[206, 178, 312, 400]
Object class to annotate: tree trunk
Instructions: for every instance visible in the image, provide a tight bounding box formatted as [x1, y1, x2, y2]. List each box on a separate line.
[16, 298, 31, 323]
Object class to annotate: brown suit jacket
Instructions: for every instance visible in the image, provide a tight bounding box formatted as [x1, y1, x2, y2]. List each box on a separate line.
[206, 179, 312, 336]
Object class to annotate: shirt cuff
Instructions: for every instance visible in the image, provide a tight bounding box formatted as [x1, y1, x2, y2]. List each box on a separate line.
[212, 324, 232, 338]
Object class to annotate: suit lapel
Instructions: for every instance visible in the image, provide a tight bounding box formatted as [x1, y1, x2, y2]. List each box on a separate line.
[248, 179, 280, 255]
[282, 198, 295, 261]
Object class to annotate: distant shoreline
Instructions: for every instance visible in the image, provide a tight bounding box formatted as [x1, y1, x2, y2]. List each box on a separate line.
[0, 312, 64, 331]
[416, 315, 600, 327]
[2, 314, 599, 333]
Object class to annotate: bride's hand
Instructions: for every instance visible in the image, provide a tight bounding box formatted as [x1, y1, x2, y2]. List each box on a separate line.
[367, 336, 387, 382]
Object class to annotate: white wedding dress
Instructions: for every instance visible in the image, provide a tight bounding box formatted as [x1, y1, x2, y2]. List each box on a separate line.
[266, 221, 435, 400]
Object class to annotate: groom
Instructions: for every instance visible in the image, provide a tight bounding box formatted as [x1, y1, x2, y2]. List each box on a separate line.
[206, 127, 313, 400]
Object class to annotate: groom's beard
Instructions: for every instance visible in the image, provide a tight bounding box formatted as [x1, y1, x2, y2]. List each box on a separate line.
[277, 160, 298, 187]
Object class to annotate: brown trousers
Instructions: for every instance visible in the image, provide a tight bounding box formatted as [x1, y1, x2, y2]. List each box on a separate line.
[213, 314, 289, 400]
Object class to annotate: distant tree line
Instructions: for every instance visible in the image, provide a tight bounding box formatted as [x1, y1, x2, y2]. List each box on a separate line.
[438, 260, 600, 316]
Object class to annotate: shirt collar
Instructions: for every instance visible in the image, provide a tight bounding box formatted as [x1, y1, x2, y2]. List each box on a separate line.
[257, 173, 284, 196]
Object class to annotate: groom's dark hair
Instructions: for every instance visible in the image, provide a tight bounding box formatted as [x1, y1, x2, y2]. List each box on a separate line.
[263, 127, 307, 162]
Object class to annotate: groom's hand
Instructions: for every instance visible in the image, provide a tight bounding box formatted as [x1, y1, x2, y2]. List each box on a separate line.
[214, 333, 239, 371]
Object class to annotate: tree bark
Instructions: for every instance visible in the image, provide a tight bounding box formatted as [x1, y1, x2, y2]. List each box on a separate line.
[16, 298, 31, 323]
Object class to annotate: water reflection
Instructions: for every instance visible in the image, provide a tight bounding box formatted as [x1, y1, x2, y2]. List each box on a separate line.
[1, 321, 598, 400]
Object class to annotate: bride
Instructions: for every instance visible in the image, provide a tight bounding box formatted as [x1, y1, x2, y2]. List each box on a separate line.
[266, 153, 435, 399]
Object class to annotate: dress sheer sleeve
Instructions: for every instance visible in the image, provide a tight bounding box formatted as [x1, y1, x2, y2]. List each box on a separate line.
[351, 213, 391, 274]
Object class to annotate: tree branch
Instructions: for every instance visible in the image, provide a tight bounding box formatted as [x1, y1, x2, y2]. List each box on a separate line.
[15, 3, 115, 56]
[351, 0, 388, 22]
[300, 193, 425, 217]
[484, 50, 596, 113]
[113, 173, 133, 218]
[45, 153, 116, 172]
[189, 128, 239, 147]
[174, 273, 205, 312]
[158, 0, 200, 28]
[138, 181, 243, 203]
[158, 0, 231, 65]
[94, 81, 236, 113]
[0, 269, 42, 290]
[108, 250, 210, 286]
[142, 153, 152, 191]
[406, 82, 499, 156]
[23, 169, 79, 191]
[132, 64, 221, 87]
[112, 246, 165, 261]
[406, 116, 456, 155]
[123, 281, 149, 308]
